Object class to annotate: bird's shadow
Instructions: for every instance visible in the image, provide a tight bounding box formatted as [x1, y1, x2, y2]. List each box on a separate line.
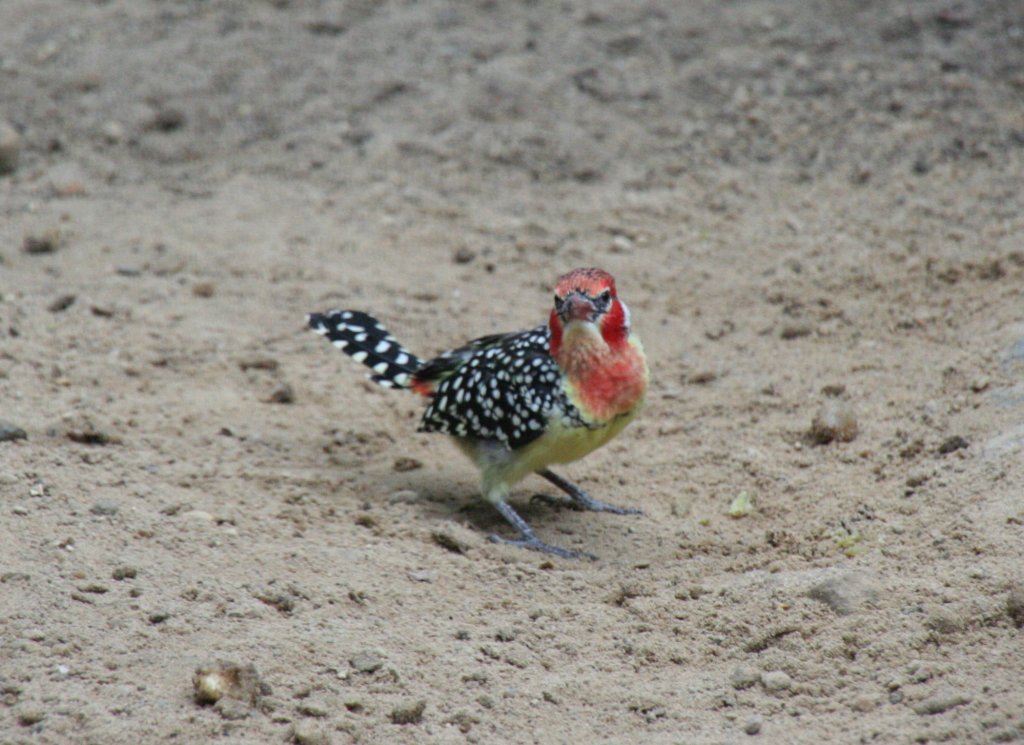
[377, 469, 576, 536]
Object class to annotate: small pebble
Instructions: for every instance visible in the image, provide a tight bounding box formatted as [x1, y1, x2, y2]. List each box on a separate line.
[453, 247, 476, 264]
[407, 569, 433, 583]
[101, 121, 125, 144]
[193, 661, 263, 706]
[393, 456, 422, 472]
[17, 707, 45, 726]
[90, 500, 119, 516]
[268, 382, 295, 404]
[22, 230, 62, 254]
[730, 666, 761, 690]
[152, 107, 186, 132]
[806, 571, 879, 615]
[112, 566, 137, 580]
[851, 695, 876, 712]
[744, 714, 763, 735]
[297, 700, 329, 718]
[761, 671, 792, 693]
[809, 400, 858, 444]
[905, 468, 931, 488]
[390, 699, 426, 725]
[148, 611, 170, 625]
[780, 323, 812, 340]
[912, 690, 971, 715]
[0, 121, 21, 175]
[48, 294, 77, 313]
[1005, 583, 1024, 628]
[215, 698, 252, 721]
[0, 421, 28, 442]
[350, 652, 383, 674]
[936, 435, 968, 455]
[291, 722, 331, 745]
[192, 282, 216, 298]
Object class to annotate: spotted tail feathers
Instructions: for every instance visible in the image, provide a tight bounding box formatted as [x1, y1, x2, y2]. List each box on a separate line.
[307, 310, 424, 389]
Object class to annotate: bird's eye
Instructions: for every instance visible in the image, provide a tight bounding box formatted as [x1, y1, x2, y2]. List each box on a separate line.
[598, 289, 612, 304]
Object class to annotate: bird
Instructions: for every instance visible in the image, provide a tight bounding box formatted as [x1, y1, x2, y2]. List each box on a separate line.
[307, 267, 649, 559]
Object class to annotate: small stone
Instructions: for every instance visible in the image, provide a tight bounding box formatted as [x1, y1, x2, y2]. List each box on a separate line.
[238, 357, 279, 371]
[192, 282, 215, 298]
[406, 569, 433, 583]
[215, 698, 252, 720]
[806, 572, 879, 615]
[152, 107, 186, 132]
[744, 714, 763, 735]
[11, 505, 29, 516]
[390, 699, 426, 725]
[432, 529, 468, 554]
[809, 400, 858, 444]
[0, 421, 28, 442]
[393, 456, 422, 472]
[730, 666, 761, 690]
[101, 121, 125, 144]
[0, 121, 21, 174]
[350, 652, 383, 674]
[48, 294, 77, 313]
[889, 690, 904, 705]
[291, 722, 331, 745]
[925, 605, 964, 635]
[453, 247, 476, 264]
[17, 707, 45, 726]
[268, 382, 295, 404]
[761, 671, 792, 693]
[851, 695, 877, 712]
[193, 661, 263, 706]
[23, 230, 62, 254]
[937, 435, 968, 455]
[25, 628, 45, 641]
[112, 566, 137, 580]
[780, 323, 812, 340]
[913, 690, 971, 715]
[90, 500, 119, 516]
[298, 700, 329, 718]
[688, 370, 717, 384]
[388, 489, 420, 504]
[148, 611, 170, 624]
[905, 469, 931, 488]
[1005, 583, 1024, 628]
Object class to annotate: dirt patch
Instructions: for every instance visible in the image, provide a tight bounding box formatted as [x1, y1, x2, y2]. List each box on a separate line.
[2, 1, 1023, 743]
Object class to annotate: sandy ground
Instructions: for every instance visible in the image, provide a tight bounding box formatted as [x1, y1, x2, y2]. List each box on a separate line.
[2, 1, 1024, 743]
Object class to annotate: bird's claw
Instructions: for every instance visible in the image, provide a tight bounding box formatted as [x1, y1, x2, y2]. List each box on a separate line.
[487, 533, 597, 560]
[531, 492, 641, 516]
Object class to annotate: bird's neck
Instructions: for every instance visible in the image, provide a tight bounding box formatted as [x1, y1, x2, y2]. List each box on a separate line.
[552, 322, 647, 422]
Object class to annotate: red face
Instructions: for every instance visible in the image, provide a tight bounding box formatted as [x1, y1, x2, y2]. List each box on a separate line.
[549, 268, 629, 352]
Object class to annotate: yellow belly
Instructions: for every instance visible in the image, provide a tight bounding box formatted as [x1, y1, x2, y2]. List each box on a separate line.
[456, 405, 641, 503]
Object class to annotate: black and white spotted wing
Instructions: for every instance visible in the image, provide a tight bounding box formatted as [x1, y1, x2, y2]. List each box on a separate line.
[415, 325, 578, 450]
[308, 310, 424, 389]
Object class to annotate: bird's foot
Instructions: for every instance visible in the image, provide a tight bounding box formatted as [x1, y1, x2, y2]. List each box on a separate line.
[487, 532, 596, 560]
[531, 491, 641, 515]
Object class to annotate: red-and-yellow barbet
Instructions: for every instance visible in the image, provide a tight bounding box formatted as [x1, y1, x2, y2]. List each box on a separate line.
[308, 268, 648, 558]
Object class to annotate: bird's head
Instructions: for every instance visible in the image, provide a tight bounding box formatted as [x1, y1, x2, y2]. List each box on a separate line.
[548, 267, 631, 358]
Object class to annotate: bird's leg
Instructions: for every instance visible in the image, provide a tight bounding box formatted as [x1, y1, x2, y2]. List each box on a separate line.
[534, 468, 642, 515]
[488, 500, 596, 560]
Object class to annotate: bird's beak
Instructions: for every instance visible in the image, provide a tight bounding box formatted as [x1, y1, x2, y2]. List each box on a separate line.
[559, 293, 598, 323]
